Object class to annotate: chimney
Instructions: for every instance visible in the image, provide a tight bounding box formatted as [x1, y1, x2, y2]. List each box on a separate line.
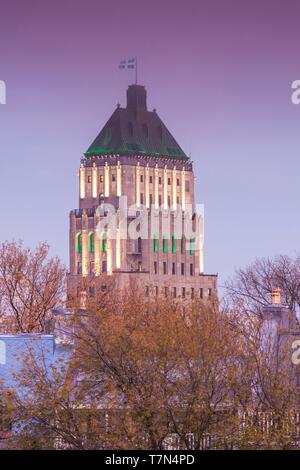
[271, 288, 281, 305]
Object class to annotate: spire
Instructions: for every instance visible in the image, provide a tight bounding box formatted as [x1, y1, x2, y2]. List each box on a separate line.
[126, 84, 147, 111]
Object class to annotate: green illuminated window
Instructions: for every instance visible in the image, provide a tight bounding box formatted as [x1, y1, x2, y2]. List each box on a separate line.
[101, 233, 107, 253]
[163, 234, 168, 253]
[153, 233, 158, 253]
[89, 232, 94, 253]
[76, 232, 82, 254]
[190, 237, 195, 255]
[171, 234, 176, 253]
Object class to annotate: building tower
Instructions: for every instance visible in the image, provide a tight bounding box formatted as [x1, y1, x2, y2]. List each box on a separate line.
[67, 84, 217, 301]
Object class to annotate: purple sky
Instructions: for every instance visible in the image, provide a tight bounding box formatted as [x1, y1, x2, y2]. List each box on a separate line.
[1, 0, 300, 289]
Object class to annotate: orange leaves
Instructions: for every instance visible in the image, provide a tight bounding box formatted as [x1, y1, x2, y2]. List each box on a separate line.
[0, 241, 66, 333]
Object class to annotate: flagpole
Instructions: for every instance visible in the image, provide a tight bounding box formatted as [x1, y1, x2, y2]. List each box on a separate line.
[135, 56, 138, 84]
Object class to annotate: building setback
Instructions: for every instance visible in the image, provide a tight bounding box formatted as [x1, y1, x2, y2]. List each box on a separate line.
[67, 84, 217, 301]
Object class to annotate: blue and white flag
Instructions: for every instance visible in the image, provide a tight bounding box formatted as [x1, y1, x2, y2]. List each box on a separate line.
[119, 58, 136, 69]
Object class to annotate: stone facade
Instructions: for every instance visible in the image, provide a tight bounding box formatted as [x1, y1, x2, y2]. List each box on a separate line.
[67, 85, 217, 302]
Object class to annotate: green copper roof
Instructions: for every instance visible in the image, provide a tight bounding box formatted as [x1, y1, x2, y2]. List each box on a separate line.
[85, 85, 188, 160]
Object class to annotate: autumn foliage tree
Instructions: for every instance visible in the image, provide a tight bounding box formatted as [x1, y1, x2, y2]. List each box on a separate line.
[2, 286, 245, 449]
[3, 283, 300, 450]
[0, 241, 66, 333]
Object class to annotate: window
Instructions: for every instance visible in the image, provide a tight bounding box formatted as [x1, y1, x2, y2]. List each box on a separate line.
[76, 232, 82, 254]
[158, 195, 162, 206]
[137, 237, 142, 253]
[149, 175, 153, 184]
[155, 286, 159, 296]
[101, 235, 106, 253]
[208, 288, 212, 297]
[164, 287, 169, 297]
[172, 262, 176, 275]
[88, 175, 92, 183]
[168, 177, 171, 185]
[177, 178, 180, 186]
[182, 287, 186, 298]
[168, 195, 171, 206]
[138, 261, 142, 272]
[112, 174, 116, 182]
[191, 288, 194, 299]
[149, 194, 153, 205]
[159, 176, 162, 185]
[88, 232, 94, 253]
[77, 262, 82, 274]
[199, 288, 203, 299]
[181, 236, 184, 254]
[102, 260, 107, 273]
[153, 233, 158, 253]
[190, 237, 195, 256]
[181, 263, 185, 275]
[140, 175, 144, 183]
[90, 261, 94, 273]
[89, 286, 95, 297]
[176, 196, 179, 204]
[163, 235, 168, 253]
[163, 261, 167, 275]
[154, 261, 158, 274]
[190, 263, 194, 276]
[185, 180, 190, 192]
[140, 193, 144, 204]
[173, 287, 177, 298]
[100, 175, 103, 183]
[171, 234, 176, 253]
[145, 286, 150, 296]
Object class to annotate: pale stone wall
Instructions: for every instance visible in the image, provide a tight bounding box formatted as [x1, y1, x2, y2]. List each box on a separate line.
[68, 155, 217, 302]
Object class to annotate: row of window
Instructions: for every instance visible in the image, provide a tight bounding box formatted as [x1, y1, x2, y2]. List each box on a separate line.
[153, 234, 195, 255]
[76, 232, 106, 254]
[77, 260, 107, 275]
[139, 175, 186, 188]
[153, 261, 194, 276]
[76, 233, 195, 256]
[87, 174, 117, 184]
[86, 174, 190, 190]
[145, 286, 212, 299]
[139, 193, 181, 206]
[77, 260, 195, 276]
[77, 285, 106, 298]
[87, 173, 189, 185]
[80, 285, 212, 300]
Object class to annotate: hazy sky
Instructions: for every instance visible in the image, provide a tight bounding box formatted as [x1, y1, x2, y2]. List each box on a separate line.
[1, 0, 300, 289]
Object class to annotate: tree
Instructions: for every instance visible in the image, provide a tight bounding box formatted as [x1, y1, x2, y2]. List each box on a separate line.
[3, 286, 245, 449]
[3, 284, 300, 450]
[227, 311, 300, 450]
[224, 255, 300, 316]
[0, 241, 66, 333]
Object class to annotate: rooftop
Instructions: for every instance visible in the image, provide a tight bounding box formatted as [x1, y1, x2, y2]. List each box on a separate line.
[84, 84, 188, 160]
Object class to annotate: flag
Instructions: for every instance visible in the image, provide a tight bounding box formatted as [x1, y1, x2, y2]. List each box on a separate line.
[119, 58, 136, 69]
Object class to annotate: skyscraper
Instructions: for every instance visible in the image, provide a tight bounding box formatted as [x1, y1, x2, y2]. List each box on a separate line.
[67, 84, 217, 301]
